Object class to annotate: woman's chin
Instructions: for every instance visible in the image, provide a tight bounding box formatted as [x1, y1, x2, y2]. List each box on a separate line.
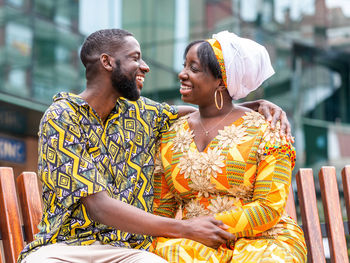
[181, 95, 193, 104]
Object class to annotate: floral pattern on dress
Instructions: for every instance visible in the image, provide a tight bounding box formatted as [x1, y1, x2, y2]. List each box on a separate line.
[207, 195, 239, 214]
[185, 199, 210, 219]
[200, 148, 225, 179]
[189, 176, 217, 198]
[169, 115, 189, 132]
[227, 184, 254, 201]
[258, 121, 284, 154]
[257, 121, 292, 164]
[153, 151, 164, 175]
[172, 128, 194, 152]
[242, 111, 266, 127]
[217, 125, 247, 148]
[178, 150, 202, 179]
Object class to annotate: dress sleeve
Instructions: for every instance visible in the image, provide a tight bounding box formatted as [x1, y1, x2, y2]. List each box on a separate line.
[214, 125, 295, 238]
[39, 109, 110, 210]
[152, 143, 179, 218]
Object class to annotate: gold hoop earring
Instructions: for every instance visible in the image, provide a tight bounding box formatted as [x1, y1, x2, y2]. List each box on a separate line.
[214, 89, 223, 110]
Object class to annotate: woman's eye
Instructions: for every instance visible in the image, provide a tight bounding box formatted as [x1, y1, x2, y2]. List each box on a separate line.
[190, 65, 199, 72]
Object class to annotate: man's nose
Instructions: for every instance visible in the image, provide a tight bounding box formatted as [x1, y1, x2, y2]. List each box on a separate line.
[140, 60, 150, 73]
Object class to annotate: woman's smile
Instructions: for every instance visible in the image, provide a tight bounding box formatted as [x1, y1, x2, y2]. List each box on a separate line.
[180, 84, 193, 96]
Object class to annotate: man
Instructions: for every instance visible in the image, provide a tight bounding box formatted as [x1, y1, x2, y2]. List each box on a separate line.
[19, 29, 292, 263]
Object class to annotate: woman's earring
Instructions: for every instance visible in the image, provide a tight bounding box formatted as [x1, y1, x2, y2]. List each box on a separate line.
[214, 89, 223, 110]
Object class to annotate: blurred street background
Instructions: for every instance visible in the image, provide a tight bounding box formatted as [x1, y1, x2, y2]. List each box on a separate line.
[0, 0, 349, 182]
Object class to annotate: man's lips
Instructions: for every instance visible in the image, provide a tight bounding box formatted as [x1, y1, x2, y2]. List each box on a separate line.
[136, 75, 145, 90]
[136, 75, 145, 83]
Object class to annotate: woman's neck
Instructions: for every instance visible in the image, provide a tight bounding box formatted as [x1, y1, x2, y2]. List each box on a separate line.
[198, 103, 235, 119]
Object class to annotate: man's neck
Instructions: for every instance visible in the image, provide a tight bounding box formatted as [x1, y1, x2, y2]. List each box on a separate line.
[80, 84, 120, 123]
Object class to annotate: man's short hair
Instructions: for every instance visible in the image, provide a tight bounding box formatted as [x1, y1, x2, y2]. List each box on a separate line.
[80, 29, 133, 67]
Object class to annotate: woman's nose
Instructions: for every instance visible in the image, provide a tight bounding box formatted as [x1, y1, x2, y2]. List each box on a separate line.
[178, 68, 188, 80]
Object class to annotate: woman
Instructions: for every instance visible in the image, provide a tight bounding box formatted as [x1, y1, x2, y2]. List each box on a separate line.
[151, 31, 306, 262]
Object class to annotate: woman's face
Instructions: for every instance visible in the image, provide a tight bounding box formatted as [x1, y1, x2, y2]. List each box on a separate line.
[178, 43, 220, 106]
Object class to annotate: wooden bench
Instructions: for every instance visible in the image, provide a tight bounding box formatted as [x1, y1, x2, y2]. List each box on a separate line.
[285, 166, 350, 263]
[0, 165, 349, 262]
[0, 167, 42, 263]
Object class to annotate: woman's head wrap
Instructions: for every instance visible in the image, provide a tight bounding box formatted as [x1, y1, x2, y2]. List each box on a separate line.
[206, 31, 275, 100]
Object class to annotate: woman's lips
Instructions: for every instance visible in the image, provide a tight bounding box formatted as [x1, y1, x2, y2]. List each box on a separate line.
[180, 84, 192, 95]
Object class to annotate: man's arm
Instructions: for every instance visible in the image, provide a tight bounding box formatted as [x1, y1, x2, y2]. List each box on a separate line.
[177, 105, 197, 117]
[82, 191, 234, 249]
[178, 101, 293, 142]
[239, 99, 293, 142]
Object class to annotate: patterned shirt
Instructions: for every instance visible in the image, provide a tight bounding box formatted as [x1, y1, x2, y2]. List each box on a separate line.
[18, 92, 178, 262]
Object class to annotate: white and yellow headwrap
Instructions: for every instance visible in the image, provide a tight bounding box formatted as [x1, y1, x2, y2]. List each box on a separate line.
[206, 31, 275, 100]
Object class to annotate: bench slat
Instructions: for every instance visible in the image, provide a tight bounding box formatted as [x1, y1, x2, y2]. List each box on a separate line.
[296, 168, 326, 263]
[342, 165, 350, 234]
[319, 166, 349, 263]
[285, 185, 297, 221]
[0, 167, 24, 263]
[17, 172, 43, 243]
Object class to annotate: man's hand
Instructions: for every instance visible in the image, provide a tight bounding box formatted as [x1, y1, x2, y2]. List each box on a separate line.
[240, 100, 294, 142]
[181, 216, 235, 249]
[256, 100, 293, 142]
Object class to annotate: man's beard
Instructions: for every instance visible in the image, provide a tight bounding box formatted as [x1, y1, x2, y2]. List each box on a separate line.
[111, 61, 140, 101]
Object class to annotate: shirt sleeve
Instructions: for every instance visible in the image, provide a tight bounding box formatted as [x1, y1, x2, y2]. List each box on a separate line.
[214, 128, 295, 238]
[38, 108, 110, 210]
[155, 102, 178, 137]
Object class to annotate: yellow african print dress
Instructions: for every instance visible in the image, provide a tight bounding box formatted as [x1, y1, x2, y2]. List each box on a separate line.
[151, 112, 307, 263]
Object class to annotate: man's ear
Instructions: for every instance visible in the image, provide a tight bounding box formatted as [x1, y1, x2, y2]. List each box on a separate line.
[100, 53, 113, 71]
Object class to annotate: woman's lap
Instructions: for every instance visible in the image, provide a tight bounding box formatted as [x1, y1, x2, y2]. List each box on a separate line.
[152, 235, 306, 263]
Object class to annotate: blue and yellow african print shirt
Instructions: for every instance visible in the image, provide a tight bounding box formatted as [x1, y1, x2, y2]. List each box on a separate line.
[18, 92, 178, 262]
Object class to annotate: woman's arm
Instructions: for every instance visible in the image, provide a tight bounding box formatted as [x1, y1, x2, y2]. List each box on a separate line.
[214, 125, 294, 238]
[153, 153, 179, 218]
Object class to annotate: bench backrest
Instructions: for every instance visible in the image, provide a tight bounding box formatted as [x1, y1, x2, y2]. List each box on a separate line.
[17, 172, 43, 243]
[286, 166, 350, 263]
[1, 166, 350, 262]
[0, 167, 42, 263]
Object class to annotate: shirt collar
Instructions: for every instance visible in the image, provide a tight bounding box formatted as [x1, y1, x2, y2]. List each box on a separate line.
[53, 92, 89, 107]
[53, 92, 143, 115]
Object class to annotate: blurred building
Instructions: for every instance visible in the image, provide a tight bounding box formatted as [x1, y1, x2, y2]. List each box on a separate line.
[0, 0, 83, 174]
[119, 0, 350, 170]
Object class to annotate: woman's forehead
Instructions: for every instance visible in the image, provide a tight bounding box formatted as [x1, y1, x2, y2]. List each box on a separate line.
[185, 44, 200, 60]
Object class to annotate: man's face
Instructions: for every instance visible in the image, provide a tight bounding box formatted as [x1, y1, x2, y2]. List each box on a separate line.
[110, 36, 149, 100]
